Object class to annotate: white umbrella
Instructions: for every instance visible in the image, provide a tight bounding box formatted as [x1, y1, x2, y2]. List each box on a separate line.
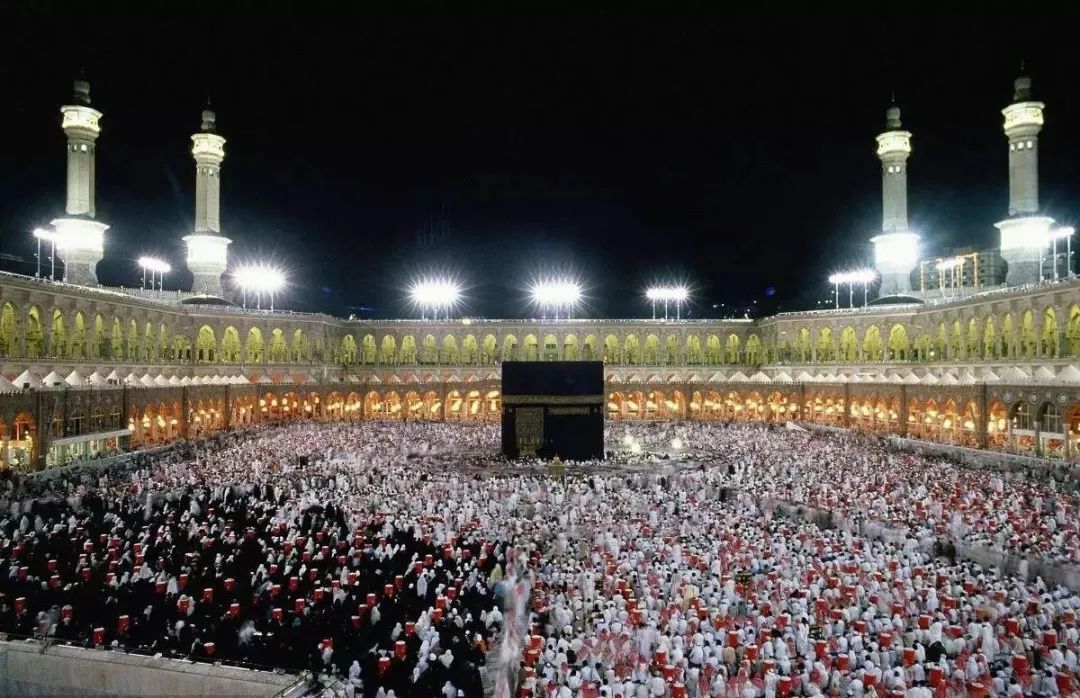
[979, 368, 1000, 383]
[168, 375, 182, 386]
[139, 374, 156, 387]
[256, 375, 274, 385]
[748, 371, 771, 383]
[87, 371, 108, 386]
[999, 366, 1028, 383]
[105, 369, 121, 383]
[0, 376, 18, 393]
[123, 372, 140, 385]
[153, 375, 170, 387]
[180, 376, 193, 385]
[958, 372, 980, 385]
[1033, 366, 1056, 382]
[1056, 365, 1080, 384]
[64, 370, 86, 387]
[727, 371, 749, 383]
[920, 372, 939, 385]
[795, 371, 814, 383]
[938, 373, 959, 385]
[772, 371, 793, 383]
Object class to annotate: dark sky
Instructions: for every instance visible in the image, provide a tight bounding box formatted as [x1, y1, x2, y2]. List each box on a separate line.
[1, 2, 1078, 318]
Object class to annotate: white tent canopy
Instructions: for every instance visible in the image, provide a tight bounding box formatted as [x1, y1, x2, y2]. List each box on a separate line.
[14, 370, 42, 390]
[168, 375, 182, 386]
[748, 371, 771, 383]
[980, 368, 1000, 383]
[1057, 365, 1080, 384]
[64, 370, 86, 387]
[795, 371, 814, 383]
[958, 372, 980, 385]
[139, 374, 156, 387]
[180, 376, 193, 386]
[938, 373, 959, 385]
[772, 371, 793, 383]
[920, 372, 939, 385]
[87, 371, 108, 386]
[1033, 366, 1057, 382]
[0, 376, 18, 393]
[105, 369, 121, 383]
[727, 371, 749, 383]
[42, 370, 67, 388]
[153, 375, 170, 387]
[256, 375, 274, 385]
[123, 372, 140, 385]
[999, 366, 1029, 383]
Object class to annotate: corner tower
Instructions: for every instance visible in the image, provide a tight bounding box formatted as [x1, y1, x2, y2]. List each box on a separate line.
[870, 102, 918, 296]
[53, 79, 109, 286]
[183, 108, 231, 296]
[995, 72, 1053, 286]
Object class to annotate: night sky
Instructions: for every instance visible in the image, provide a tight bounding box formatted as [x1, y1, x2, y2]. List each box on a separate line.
[1, 2, 1078, 318]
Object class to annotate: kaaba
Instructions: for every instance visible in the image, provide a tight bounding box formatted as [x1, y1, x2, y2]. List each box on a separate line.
[501, 361, 605, 460]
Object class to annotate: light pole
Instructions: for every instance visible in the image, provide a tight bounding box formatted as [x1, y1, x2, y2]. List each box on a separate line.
[531, 280, 582, 320]
[33, 228, 60, 281]
[410, 279, 463, 320]
[1051, 226, 1074, 281]
[233, 264, 286, 311]
[645, 286, 689, 320]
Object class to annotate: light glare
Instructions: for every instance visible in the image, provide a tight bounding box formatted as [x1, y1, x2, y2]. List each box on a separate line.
[645, 286, 689, 302]
[530, 279, 582, 307]
[138, 256, 171, 274]
[233, 264, 286, 293]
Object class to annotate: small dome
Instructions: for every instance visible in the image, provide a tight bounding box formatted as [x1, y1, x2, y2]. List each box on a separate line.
[1013, 75, 1032, 101]
[180, 294, 235, 307]
[868, 294, 924, 307]
[885, 105, 902, 130]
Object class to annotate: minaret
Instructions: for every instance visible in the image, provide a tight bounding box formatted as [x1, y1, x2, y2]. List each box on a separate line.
[183, 107, 231, 296]
[995, 71, 1053, 286]
[52, 79, 109, 286]
[870, 102, 919, 296]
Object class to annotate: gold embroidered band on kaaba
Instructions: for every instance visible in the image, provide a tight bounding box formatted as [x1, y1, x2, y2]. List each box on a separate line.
[502, 394, 605, 406]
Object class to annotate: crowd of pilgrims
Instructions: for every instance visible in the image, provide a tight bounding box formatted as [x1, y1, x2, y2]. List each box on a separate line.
[0, 420, 1077, 697]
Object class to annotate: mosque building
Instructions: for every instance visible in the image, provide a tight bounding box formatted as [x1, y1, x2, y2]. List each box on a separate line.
[0, 75, 1078, 469]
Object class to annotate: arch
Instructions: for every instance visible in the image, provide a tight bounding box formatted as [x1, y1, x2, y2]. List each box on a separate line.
[934, 322, 947, 360]
[582, 334, 599, 361]
[158, 323, 170, 361]
[1042, 307, 1059, 357]
[1068, 305, 1080, 357]
[93, 313, 106, 358]
[291, 329, 309, 362]
[50, 308, 66, 358]
[623, 334, 640, 364]
[248, 327, 266, 363]
[196, 325, 217, 363]
[913, 333, 933, 362]
[269, 328, 287, 362]
[685, 335, 703, 364]
[1000, 313, 1015, 359]
[482, 334, 497, 364]
[664, 333, 680, 365]
[887, 324, 909, 361]
[983, 315, 996, 359]
[424, 390, 442, 419]
[541, 333, 558, 361]
[441, 334, 459, 364]
[792, 328, 809, 362]
[603, 334, 619, 363]
[705, 334, 722, 365]
[359, 334, 375, 364]
[741, 334, 759, 365]
[839, 326, 857, 362]
[644, 334, 660, 365]
[863, 325, 883, 362]
[563, 334, 579, 361]
[1019, 310, 1036, 358]
[502, 334, 518, 362]
[126, 319, 139, 360]
[446, 390, 464, 421]
[523, 334, 539, 361]
[25, 306, 43, 358]
[221, 326, 241, 362]
[70, 311, 88, 359]
[404, 390, 424, 420]
[173, 334, 192, 362]
[966, 318, 979, 359]
[379, 334, 398, 364]
[0, 302, 19, 357]
[815, 327, 834, 362]
[143, 321, 155, 361]
[607, 391, 625, 420]
[462, 334, 479, 364]
[950, 320, 964, 360]
[725, 333, 741, 364]
[399, 335, 417, 364]
[420, 334, 438, 364]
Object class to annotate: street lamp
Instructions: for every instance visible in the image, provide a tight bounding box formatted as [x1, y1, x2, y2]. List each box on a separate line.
[409, 278, 463, 320]
[530, 279, 582, 320]
[233, 264, 286, 311]
[645, 286, 690, 320]
[1050, 226, 1074, 280]
[33, 228, 61, 281]
[137, 256, 170, 295]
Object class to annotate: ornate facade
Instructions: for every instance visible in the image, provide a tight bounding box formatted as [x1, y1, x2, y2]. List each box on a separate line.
[1, 271, 1078, 468]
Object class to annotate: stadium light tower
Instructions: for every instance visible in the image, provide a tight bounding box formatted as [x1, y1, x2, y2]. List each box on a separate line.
[409, 278, 462, 320]
[530, 279, 582, 320]
[138, 257, 171, 295]
[33, 227, 61, 280]
[233, 264, 286, 311]
[828, 270, 876, 308]
[645, 286, 689, 320]
[1050, 226, 1074, 280]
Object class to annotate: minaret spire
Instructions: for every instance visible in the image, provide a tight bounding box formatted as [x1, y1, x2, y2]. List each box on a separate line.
[870, 98, 918, 296]
[184, 105, 232, 296]
[995, 69, 1053, 286]
[52, 77, 109, 286]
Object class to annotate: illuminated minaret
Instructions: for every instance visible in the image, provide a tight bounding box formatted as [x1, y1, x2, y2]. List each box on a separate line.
[870, 102, 918, 296]
[183, 107, 231, 296]
[995, 72, 1053, 286]
[52, 79, 109, 286]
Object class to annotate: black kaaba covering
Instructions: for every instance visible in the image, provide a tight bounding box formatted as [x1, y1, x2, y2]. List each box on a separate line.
[501, 361, 605, 461]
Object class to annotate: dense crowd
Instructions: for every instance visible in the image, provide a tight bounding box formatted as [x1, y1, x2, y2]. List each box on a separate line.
[0, 421, 1077, 697]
